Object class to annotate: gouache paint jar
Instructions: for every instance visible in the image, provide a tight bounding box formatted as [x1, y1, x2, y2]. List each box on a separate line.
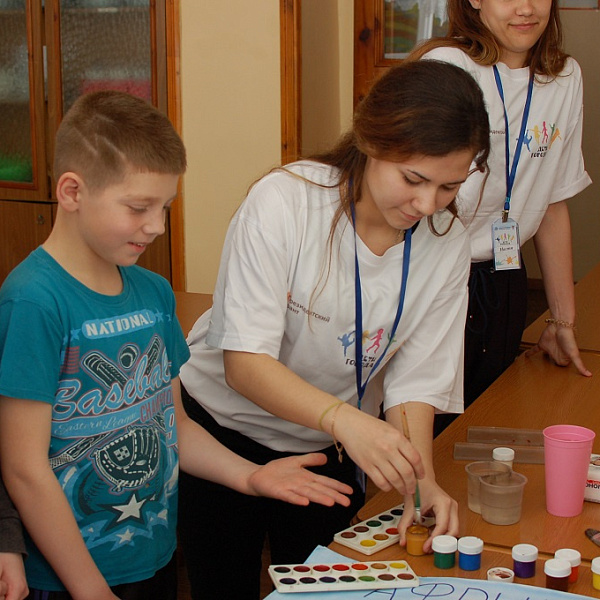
[512, 543, 538, 578]
[405, 525, 428, 556]
[554, 548, 581, 583]
[544, 558, 571, 592]
[432, 535, 457, 569]
[591, 557, 600, 591]
[487, 567, 515, 583]
[458, 536, 483, 571]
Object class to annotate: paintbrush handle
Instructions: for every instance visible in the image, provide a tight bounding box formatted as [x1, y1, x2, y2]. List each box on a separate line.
[400, 405, 422, 523]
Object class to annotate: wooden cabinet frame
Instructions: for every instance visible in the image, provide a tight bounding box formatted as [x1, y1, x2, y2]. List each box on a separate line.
[0, 1, 185, 289]
[280, 0, 301, 165]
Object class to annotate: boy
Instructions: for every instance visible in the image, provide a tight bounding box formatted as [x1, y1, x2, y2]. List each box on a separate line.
[0, 91, 351, 600]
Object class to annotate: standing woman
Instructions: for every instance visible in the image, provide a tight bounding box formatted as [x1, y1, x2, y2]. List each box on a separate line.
[410, 0, 592, 432]
[178, 60, 490, 600]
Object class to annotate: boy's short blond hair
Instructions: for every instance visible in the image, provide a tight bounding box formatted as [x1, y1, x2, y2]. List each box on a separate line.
[54, 91, 187, 190]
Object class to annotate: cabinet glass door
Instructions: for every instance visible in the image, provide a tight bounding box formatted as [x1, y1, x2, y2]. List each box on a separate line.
[0, 2, 32, 184]
[58, 0, 153, 114]
[0, 1, 47, 199]
[383, 0, 448, 59]
[44, 0, 171, 280]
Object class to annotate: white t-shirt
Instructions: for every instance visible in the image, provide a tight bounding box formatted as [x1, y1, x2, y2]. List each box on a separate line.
[181, 162, 470, 452]
[423, 48, 592, 262]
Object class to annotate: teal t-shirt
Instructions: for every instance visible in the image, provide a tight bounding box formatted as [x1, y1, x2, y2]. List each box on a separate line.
[0, 247, 190, 590]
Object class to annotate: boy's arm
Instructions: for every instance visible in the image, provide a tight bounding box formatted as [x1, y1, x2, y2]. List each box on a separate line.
[0, 397, 119, 600]
[172, 379, 352, 506]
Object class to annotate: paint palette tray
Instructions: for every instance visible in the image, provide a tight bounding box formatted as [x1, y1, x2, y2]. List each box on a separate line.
[333, 503, 434, 555]
[268, 559, 419, 593]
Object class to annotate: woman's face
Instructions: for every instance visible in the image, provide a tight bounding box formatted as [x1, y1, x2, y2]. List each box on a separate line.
[469, 0, 552, 68]
[360, 150, 475, 232]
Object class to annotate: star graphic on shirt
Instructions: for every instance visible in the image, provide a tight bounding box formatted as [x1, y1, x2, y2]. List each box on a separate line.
[116, 528, 135, 544]
[154, 310, 164, 323]
[114, 493, 146, 523]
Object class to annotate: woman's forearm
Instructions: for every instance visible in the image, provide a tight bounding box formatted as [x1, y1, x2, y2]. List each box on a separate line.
[533, 201, 576, 322]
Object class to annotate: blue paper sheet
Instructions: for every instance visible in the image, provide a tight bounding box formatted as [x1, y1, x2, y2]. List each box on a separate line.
[265, 546, 591, 599]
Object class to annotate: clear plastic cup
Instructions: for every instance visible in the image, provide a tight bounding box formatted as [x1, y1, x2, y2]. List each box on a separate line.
[480, 471, 528, 525]
[465, 461, 511, 513]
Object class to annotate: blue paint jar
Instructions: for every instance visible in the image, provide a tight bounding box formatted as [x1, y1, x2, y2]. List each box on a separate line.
[458, 536, 484, 571]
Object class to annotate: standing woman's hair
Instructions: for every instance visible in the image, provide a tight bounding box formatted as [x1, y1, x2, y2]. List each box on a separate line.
[408, 0, 568, 77]
[313, 59, 490, 241]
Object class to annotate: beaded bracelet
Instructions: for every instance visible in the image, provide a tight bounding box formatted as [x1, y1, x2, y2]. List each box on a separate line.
[317, 400, 344, 431]
[329, 402, 345, 463]
[545, 317, 577, 330]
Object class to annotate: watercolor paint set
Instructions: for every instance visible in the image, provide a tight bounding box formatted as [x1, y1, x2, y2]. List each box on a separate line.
[333, 503, 434, 555]
[268, 559, 419, 593]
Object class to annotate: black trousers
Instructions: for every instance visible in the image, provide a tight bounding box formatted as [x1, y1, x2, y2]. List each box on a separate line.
[26, 555, 177, 600]
[434, 259, 528, 437]
[177, 385, 366, 600]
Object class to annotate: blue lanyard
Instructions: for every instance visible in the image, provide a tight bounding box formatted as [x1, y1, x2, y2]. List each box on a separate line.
[350, 203, 412, 410]
[493, 66, 534, 222]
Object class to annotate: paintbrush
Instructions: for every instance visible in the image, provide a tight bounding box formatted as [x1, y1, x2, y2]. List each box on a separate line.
[400, 405, 422, 524]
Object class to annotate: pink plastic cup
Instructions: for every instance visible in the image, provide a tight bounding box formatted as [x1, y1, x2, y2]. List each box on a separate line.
[543, 425, 595, 517]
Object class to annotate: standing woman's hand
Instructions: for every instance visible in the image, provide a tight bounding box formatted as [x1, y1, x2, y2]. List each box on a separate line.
[526, 323, 592, 377]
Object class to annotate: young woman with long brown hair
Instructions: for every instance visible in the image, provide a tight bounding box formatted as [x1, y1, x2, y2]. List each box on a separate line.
[178, 60, 490, 600]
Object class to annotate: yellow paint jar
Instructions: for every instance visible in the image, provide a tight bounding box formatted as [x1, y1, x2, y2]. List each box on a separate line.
[592, 557, 600, 591]
[406, 525, 429, 556]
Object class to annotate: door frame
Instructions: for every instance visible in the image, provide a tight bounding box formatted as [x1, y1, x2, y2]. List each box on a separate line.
[280, 0, 302, 165]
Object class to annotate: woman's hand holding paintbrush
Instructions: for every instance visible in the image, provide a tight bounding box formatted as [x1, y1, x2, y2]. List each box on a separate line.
[390, 403, 460, 553]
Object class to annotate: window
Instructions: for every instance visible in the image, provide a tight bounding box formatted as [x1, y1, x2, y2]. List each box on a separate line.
[382, 0, 448, 59]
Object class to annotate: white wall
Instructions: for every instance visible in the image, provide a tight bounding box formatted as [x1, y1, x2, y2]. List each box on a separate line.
[564, 11, 600, 282]
[180, 2, 281, 293]
[301, 0, 354, 156]
[179, 3, 598, 293]
[519, 10, 600, 282]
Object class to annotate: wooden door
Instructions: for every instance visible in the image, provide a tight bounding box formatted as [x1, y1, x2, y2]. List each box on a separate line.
[0, 201, 53, 283]
[354, 0, 449, 106]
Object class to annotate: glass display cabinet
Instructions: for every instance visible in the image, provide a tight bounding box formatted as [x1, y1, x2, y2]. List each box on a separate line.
[0, 0, 176, 283]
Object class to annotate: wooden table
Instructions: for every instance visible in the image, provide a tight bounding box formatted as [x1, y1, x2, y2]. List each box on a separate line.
[174, 291, 212, 336]
[521, 261, 600, 352]
[340, 351, 600, 597]
[172, 290, 600, 594]
[329, 539, 599, 597]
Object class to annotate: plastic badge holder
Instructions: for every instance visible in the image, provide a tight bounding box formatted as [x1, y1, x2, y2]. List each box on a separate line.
[269, 560, 419, 593]
[454, 442, 545, 464]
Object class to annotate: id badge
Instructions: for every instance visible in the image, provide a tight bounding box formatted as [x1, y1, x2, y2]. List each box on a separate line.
[492, 218, 521, 270]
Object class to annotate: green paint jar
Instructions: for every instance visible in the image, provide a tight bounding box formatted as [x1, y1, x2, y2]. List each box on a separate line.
[432, 535, 458, 569]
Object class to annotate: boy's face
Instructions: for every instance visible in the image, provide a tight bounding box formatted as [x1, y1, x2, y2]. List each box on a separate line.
[77, 169, 179, 268]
